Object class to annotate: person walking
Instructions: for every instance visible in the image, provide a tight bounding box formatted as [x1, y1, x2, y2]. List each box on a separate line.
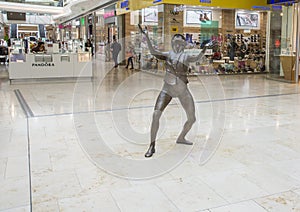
[85, 39, 94, 56]
[227, 37, 238, 61]
[105, 41, 111, 61]
[110, 36, 121, 68]
[125, 42, 135, 69]
[24, 38, 28, 54]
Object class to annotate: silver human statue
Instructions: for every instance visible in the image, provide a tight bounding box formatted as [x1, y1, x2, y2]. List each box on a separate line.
[138, 24, 208, 157]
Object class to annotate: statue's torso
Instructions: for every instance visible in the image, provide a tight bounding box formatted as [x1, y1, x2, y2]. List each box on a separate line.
[165, 51, 189, 84]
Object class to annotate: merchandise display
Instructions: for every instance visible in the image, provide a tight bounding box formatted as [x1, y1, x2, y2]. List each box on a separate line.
[122, 5, 268, 76]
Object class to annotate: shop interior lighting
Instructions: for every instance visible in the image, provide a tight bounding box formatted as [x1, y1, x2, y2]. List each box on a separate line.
[0, 1, 63, 15]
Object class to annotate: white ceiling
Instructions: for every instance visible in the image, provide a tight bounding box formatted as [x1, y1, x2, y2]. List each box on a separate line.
[55, 0, 117, 23]
[0, 0, 60, 7]
[0, 0, 117, 24]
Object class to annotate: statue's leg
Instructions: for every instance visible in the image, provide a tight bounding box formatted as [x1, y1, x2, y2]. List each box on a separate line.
[145, 91, 172, 157]
[176, 88, 196, 145]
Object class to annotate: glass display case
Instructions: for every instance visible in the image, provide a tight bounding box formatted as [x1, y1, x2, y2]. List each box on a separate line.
[78, 52, 91, 62]
[10, 53, 26, 62]
[61, 55, 70, 62]
[34, 54, 53, 62]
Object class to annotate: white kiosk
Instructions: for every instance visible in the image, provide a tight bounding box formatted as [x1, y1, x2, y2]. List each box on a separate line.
[9, 51, 92, 81]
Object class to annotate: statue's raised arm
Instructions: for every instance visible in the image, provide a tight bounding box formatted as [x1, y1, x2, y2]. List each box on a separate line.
[138, 24, 168, 61]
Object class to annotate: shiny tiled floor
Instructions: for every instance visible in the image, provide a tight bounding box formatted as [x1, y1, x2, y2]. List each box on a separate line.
[1, 57, 300, 211]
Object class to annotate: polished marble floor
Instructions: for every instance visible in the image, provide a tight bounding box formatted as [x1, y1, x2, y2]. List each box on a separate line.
[1, 57, 300, 211]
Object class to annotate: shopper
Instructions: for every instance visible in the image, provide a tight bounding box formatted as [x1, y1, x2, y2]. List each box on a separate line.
[110, 36, 121, 68]
[85, 39, 94, 56]
[227, 37, 238, 61]
[23, 38, 28, 54]
[239, 40, 247, 59]
[105, 41, 111, 61]
[138, 24, 209, 157]
[31, 42, 45, 53]
[31, 41, 46, 53]
[7, 39, 11, 47]
[125, 42, 135, 69]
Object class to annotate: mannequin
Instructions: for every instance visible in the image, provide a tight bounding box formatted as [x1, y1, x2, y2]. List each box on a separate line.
[138, 24, 209, 157]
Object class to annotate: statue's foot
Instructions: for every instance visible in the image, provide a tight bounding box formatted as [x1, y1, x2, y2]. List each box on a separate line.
[145, 143, 155, 157]
[176, 138, 193, 145]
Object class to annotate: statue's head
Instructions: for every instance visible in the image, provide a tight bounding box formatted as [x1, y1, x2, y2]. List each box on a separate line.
[171, 34, 186, 53]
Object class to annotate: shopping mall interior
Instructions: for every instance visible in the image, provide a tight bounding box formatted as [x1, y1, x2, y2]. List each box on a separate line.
[1, 0, 300, 211]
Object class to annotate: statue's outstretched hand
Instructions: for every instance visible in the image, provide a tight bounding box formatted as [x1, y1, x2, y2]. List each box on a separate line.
[205, 40, 218, 49]
[138, 24, 147, 35]
[200, 40, 218, 55]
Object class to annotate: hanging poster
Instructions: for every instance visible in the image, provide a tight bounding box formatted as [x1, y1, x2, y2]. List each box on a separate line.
[185, 9, 212, 25]
[235, 11, 260, 29]
[143, 6, 158, 23]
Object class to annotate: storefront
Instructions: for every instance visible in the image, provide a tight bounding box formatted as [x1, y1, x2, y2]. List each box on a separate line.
[104, 5, 119, 43]
[267, 0, 300, 83]
[94, 5, 118, 57]
[123, 0, 271, 75]
[94, 3, 126, 62]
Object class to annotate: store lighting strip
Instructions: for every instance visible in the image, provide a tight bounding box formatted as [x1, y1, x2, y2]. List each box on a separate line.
[0, 1, 64, 15]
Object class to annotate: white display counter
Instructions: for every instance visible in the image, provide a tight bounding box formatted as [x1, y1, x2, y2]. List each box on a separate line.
[9, 52, 92, 81]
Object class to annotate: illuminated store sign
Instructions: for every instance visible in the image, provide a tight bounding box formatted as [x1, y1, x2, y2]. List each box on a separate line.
[116, 0, 130, 15]
[103, 11, 115, 19]
[252, 6, 270, 10]
[267, 0, 296, 3]
[272, 5, 283, 10]
[200, 0, 211, 3]
[252, 5, 283, 10]
[120, 0, 129, 9]
[80, 17, 85, 26]
[173, 5, 184, 12]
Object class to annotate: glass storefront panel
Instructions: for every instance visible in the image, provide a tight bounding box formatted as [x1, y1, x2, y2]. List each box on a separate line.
[267, 3, 298, 82]
[130, 4, 268, 75]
